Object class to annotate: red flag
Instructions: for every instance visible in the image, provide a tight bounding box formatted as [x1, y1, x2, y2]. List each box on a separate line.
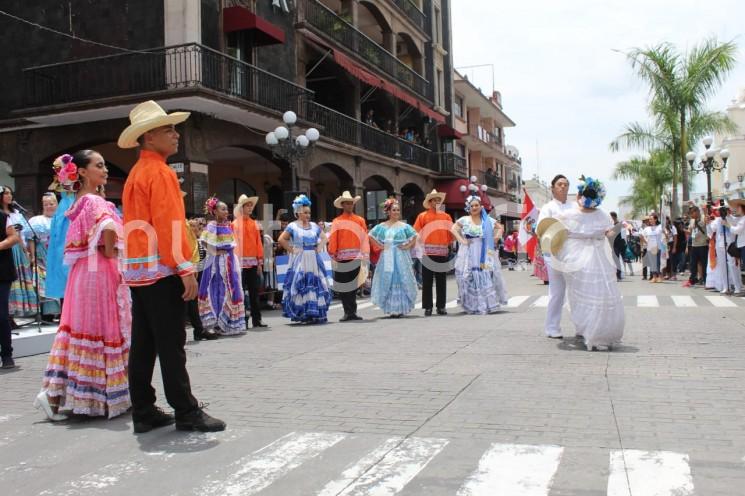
[518, 189, 538, 260]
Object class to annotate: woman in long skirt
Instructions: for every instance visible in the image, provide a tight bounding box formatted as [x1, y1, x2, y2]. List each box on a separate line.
[278, 195, 332, 324]
[27, 192, 62, 321]
[198, 197, 246, 335]
[451, 195, 508, 314]
[555, 176, 624, 351]
[369, 199, 418, 318]
[1, 186, 38, 319]
[34, 150, 131, 420]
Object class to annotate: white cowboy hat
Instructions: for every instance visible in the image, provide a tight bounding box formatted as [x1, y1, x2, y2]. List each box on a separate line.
[333, 191, 361, 209]
[117, 100, 190, 149]
[237, 194, 259, 208]
[423, 189, 446, 209]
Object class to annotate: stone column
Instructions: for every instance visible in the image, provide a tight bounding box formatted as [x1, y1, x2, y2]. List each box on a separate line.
[383, 31, 397, 55]
[341, 0, 359, 25]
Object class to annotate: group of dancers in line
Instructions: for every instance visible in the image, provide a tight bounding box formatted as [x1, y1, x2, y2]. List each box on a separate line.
[2, 98, 625, 432]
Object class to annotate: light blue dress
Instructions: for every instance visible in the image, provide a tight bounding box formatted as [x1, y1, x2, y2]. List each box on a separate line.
[27, 214, 61, 316]
[281, 222, 332, 323]
[46, 191, 75, 298]
[454, 216, 508, 314]
[369, 222, 418, 316]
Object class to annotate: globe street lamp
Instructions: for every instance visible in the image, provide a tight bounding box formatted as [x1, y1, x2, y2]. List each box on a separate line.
[265, 111, 320, 191]
[686, 137, 729, 212]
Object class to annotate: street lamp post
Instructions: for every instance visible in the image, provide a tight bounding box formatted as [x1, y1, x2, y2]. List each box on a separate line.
[265, 111, 320, 191]
[686, 136, 729, 213]
[458, 175, 489, 202]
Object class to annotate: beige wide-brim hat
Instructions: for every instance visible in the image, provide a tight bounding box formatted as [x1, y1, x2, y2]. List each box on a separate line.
[727, 198, 745, 209]
[423, 189, 446, 209]
[333, 190, 361, 209]
[536, 218, 568, 256]
[237, 194, 259, 209]
[117, 100, 190, 149]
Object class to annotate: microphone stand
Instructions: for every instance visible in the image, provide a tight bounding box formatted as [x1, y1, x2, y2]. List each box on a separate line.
[13, 206, 44, 334]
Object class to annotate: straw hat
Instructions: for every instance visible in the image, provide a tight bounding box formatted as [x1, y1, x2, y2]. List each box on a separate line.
[536, 218, 568, 256]
[423, 189, 446, 209]
[727, 198, 745, 209]
[237, 194, 259, 209]
[117, 100, 190, 149]
[333, 191, 361, 209]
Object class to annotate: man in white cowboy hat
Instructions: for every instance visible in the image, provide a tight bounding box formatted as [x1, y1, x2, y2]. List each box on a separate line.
[413, 189, 453, 316]
[710, 200, 743, 294]
[232, 194, 268, 328]
[536, 174, 573, 339]
[328, 190, 369, 321]
[120, 100, 226, 433]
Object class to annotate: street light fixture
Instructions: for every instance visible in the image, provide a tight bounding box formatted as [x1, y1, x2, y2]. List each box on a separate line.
[265, 111, 320, 191]
[686, 137, 729, 212]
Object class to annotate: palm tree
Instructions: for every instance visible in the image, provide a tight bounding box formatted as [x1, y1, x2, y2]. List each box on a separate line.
[613, 150, 673, 217]
[610, 105, 736, 215]
[618, 38, 737, 209]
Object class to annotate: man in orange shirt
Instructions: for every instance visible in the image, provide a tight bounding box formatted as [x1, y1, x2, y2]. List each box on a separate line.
[232, 194, 268, 329]
[328, 191, 369, 321]
[414, 190, 454, 316]
[119, 100, 225, 433]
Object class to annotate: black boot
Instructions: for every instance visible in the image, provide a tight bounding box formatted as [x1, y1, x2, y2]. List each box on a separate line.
[176, 406, 226, 432]
[194, 328, 218, 341]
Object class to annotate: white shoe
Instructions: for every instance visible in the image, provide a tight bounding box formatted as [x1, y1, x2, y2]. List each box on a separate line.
[33, 390, 68, 422]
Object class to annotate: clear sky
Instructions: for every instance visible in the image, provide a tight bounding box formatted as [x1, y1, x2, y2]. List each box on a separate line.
[451, 0, 745, 214]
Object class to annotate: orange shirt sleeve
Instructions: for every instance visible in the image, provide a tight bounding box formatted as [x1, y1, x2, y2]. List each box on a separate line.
[413, 212, 424, 232]
[358, 216, 370, 256]
[327, 222, 339, 257]
[150, 167, 194, 276]
[255, 221, 264, 259]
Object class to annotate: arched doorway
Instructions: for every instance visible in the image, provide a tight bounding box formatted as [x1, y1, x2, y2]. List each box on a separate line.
[401, 182, 425, 224]
[363, 174, 394, 225]
[310, 163, 355, 221]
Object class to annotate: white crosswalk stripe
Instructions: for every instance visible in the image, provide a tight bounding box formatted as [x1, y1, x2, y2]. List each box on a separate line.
[637, 295, 659, 307]
[705, 295, 738, 307]
[457, 443, 563, 496]
[671, 295, 696, 307]
[507, 295, 531, 307]
[608, 449, 694, 496]
[323, 437, 448, 496]
[197, 431, 346, 496]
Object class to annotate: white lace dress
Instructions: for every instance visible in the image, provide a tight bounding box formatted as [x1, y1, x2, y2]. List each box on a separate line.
[556, 207, 625, 350]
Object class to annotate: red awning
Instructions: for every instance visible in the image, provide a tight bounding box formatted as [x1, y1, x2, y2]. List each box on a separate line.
[437, 124, 464, 139]
[303, 30, 445, 124]
[436, 179, 493, 212]
[223, 6, 285, 45]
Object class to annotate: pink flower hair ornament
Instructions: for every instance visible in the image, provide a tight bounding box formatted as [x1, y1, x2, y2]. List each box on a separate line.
[204, 196, 219, 216]
[49, 154, 79, 192]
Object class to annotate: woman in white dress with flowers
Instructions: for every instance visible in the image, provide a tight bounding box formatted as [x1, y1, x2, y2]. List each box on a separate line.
[555, 177, 624, 350]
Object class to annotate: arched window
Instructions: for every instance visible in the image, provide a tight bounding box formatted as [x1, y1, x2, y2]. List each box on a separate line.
[217, 179, 256, 207]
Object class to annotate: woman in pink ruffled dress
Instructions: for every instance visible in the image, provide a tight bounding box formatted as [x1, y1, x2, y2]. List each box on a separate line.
[34, 150, 131, 421]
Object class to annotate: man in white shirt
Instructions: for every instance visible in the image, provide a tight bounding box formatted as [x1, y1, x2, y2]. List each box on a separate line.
[537, 175, 574, 339]
[711, 203, 742, 294]
[727, 199, 745, 266]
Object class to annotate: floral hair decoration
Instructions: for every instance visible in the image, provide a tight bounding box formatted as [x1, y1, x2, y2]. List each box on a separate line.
[292, 194, 312, 213]
[464, 194, 481, 212]
[382, 198, 398, 214]
[204, 196, 219, 215]
[577, 175, 606, 209]
[50, 154, 79, 192]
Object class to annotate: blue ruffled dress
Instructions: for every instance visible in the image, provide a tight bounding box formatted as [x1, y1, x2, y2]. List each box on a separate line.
[369, 222, 418, 316]
[45, 191, 75, 299]
[281, 221, 332, 323]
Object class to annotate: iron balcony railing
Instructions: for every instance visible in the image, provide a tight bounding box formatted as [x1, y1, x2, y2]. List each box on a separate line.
[23, 43, 313, 114]
[391, 0, 426, 32]
[303, 99, 431, 169]
[436, 152, 468, 177]
[484, 173, 502, 190]
[301, 0, 429, 98]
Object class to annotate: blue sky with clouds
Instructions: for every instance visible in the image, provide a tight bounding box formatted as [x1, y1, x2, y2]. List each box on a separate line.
[451, 0, 745, 213]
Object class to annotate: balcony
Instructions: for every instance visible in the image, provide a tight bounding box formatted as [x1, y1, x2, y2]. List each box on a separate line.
[484, 173, 501, 190]
[23, 43, 311, 115]
[391, 0, 426, 32]
[303, 100, 431, 169]
[435, 152, 468, 177]
[300, 0, 429, 98]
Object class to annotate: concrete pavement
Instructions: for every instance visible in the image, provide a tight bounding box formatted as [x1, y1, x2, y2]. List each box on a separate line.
[1, 265, 744, 495]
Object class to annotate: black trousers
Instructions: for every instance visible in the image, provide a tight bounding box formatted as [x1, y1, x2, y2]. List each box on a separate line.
[0, 281, 12, 359]
[241, 267, 262, 325]
[422, 255, 448, 310]
[334, 260, 360, 316]
[689, 245, 708, 284]
[185, 299, 203, 332]
[129, 276, 198, 417]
